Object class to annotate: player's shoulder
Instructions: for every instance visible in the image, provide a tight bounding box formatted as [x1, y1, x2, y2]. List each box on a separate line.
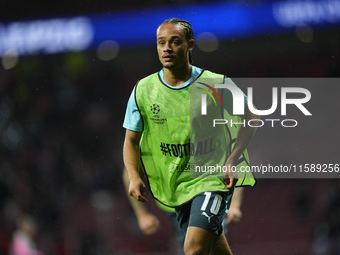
[135, 72, 160, 97]
[201, 69, 226, 79]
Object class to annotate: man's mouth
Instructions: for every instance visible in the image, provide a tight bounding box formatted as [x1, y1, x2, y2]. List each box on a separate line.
[163, 55, 174, 61]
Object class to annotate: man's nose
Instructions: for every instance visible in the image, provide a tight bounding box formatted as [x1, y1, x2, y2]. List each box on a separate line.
[163, 42, 172, 51]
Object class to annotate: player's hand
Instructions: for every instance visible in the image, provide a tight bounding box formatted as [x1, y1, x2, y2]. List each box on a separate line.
[137, 212, 161, 235]
[226, 207, 243, 225]
[223, 157, 239, 189]
[129, 177, 148, 202]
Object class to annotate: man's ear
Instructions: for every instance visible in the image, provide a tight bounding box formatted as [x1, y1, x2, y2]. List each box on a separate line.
[188, 39, 195, 51]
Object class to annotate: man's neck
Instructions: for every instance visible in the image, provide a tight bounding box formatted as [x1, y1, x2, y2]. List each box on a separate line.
[163, 64, 192, 87]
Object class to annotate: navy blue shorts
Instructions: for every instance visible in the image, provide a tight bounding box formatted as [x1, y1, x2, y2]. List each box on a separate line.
[175, 190, 234, 236]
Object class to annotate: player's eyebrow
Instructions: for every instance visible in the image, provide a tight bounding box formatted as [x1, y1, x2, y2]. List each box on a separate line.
[157, 35, 182, 41]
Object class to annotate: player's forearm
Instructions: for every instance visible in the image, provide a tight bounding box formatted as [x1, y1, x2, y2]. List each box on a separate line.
[122, 169, 149, 217]
[123, 130, 142, 181]
[229, 126, 256, 160]
[229, 109, 260, 161]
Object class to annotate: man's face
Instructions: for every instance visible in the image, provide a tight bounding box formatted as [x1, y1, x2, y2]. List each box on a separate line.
[156, 23, 193, 69]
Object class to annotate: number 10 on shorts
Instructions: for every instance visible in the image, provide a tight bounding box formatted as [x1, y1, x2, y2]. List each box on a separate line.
[200, 192, 223, 215]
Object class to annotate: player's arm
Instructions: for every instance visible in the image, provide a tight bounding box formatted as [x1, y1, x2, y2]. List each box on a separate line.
[223, 106, 260, 188]
[227, 187, 244, 224]
[122, 168, 160, 235]
[123, 129, 148, 202]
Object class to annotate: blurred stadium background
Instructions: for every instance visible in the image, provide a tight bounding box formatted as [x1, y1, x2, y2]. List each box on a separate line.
[0, 0, 340, 254]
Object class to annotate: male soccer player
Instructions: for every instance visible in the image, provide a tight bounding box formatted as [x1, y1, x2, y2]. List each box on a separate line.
[123, 18, 259, 255]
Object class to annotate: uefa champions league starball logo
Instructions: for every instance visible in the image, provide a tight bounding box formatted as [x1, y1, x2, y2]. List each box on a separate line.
[149, 103, 166, 124]
[151, 104, 160, 114]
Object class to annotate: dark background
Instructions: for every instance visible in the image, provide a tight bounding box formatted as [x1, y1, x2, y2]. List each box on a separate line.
[0, 0, 339, 254]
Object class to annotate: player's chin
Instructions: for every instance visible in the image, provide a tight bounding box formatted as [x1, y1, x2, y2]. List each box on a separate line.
[163, 62, 176, 69]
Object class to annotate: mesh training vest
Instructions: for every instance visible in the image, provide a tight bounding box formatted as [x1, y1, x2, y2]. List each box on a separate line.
[136, 69, 256, 207]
